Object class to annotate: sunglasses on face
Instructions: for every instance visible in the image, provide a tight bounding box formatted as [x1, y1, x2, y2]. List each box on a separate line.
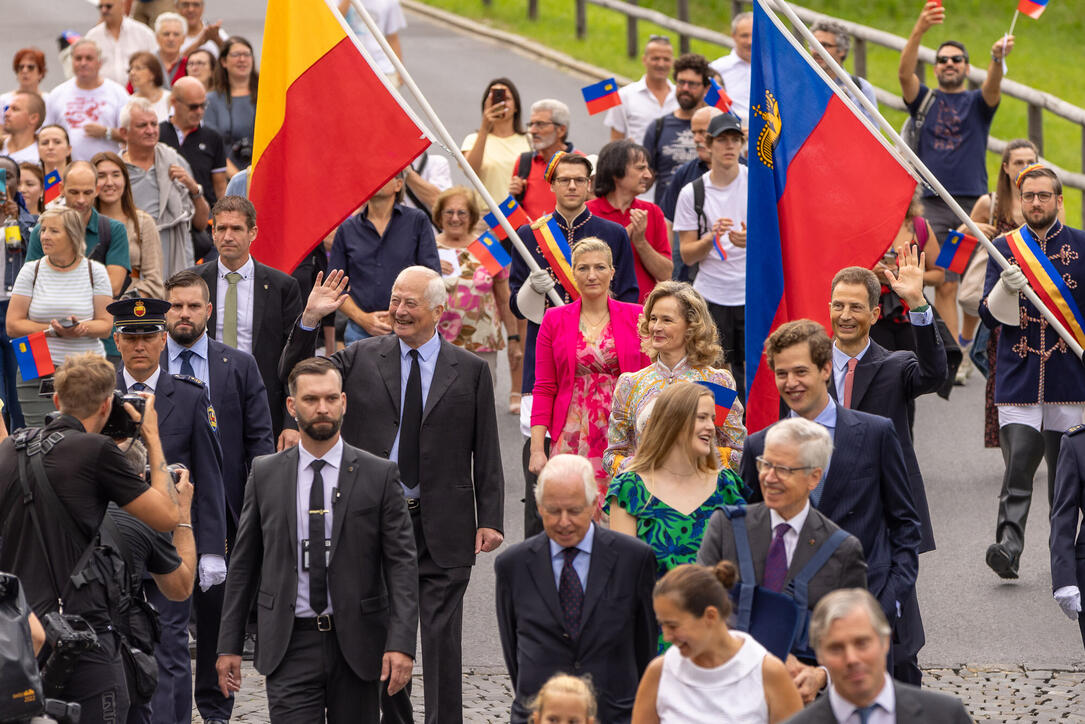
[936, 54, 967, 64]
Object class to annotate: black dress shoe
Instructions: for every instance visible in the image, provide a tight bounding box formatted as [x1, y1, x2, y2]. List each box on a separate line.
[242, 632, 255, 661]
[986, 543, 1019, 579]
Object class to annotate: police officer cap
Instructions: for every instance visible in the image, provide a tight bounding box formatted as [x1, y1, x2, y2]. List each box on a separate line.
[107, 297, 170, 334]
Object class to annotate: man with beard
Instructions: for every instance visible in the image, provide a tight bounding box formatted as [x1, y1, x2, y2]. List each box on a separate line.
[980, 165, 1085, 579]
[899, 1, 1013, 344]
[509, 98, 577, 222]
[163, 269, 273, 724]
[216, 356, 418, 722]
[642, 53, 709, 207]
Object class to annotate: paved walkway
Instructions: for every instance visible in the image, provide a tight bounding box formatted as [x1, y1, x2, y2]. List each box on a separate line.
[213, 661, 1085, 723]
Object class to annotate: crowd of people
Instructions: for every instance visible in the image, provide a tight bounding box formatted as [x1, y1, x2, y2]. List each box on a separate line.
[0, 1, 1083, 723]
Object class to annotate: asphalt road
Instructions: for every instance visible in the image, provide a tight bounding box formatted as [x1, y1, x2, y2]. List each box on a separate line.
[14, 0, 1084, 674]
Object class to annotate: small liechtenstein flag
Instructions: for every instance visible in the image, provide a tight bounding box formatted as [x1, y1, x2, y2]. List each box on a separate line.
[581, 78, 621, 115]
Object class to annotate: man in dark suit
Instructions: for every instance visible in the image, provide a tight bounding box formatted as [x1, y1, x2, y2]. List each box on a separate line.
[162, 270, 275, 724]
[699, 417, 866, 703]
[109, 297, 227, 724]
[279, 266, 504, 724]
[192, 196, 305, 442]
[216, 357, 418, 721]
[785, 589, 972, 723]
[1049, 424, 1085, 650]
[741, 320, 922, 684]
[827, 255, 945, 685]
[495, 454, 657, 724]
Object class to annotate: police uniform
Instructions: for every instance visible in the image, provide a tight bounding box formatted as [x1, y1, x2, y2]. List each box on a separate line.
[107, 298, 227, 724]
[979, 220, 1085, 577]
[1050, 424, 1085, 649]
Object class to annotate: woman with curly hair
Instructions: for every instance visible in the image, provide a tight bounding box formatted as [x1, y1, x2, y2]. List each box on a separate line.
[605, 281, 745, 476]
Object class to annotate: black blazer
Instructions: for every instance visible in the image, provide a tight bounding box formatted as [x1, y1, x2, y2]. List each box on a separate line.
[217, 443, 419, 680]
[741, 405, 922, 652]
[494, 526, 657, 724]
[1051, 428, 1085, 594]
[783, 681, 973, 723]
[280, 329, 504, 569]
[697, 503, 867, 617]
[193, 259, 305, 436]
[828, 326, 946, 554]
[161, 339, 274, 525]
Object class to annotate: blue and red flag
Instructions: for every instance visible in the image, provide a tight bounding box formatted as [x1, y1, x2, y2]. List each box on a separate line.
[581, 78, 622, 115]
[705, 79, 733, 113]
[12, 331, 54, 380]
[695, 380, 739, 427]
[935, 230, 978, 274]
[484, 195, 531, 241]
[42, 169, 62, 206]
[1018, 0, 1050, 20]
[744, 0, 917, 432]
[712, 233, 728, 261]
[468, 230, 512, 276]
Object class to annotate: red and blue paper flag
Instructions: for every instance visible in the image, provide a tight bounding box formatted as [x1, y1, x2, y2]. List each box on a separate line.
[935, 230, 978, 274]
[581, 78, 622, 115]
[695, 380, 739, 426]
[468, 230, 512, 276]
[13, 331, 53, 380]
[713, 233, 728, 261]
[484, 195, 531, 240]
[705, 79, 734, 113]
[42, 170, 62, 206]
[1018, 0, 1049, 20]
[744, 0, 917, 432]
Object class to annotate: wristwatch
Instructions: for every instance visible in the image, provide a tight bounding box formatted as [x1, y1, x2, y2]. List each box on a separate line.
[190, 183, 203, 198]
[507, 334, 521, 342]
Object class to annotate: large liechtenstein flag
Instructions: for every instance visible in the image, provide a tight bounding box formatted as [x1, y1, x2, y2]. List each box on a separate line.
[744, 0, 917, 432]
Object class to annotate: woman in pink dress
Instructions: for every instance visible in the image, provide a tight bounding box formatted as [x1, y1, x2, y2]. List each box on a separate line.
[529, 238, 650, 520]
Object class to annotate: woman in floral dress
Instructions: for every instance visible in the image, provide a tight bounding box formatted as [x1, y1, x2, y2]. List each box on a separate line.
[433, 186, 522, 380]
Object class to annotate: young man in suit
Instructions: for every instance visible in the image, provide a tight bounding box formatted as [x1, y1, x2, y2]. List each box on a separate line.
[192, 196, 305, 443]
[787, 588, 972, 723]
[215, 357, 418, 721]
[495, 454, 657, 724]
[109, 296, 227, 724]
[740, 320, 923, 684]
[1049, 424, 1085, 650]
[162, 269, 275, 724]
[699, 417, 866, 703]
[279, 265, 504, 724]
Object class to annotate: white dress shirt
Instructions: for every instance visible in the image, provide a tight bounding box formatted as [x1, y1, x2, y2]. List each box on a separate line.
[215, 256, 255, 354]
[84, 19, 158, 87]
[166, 333, 211, 393]
[603, 75, 679, 146]
[294, 437, 344, 618]
[389, 331, 441, 498]
[123, 366, 163, 393]
[708, 52, 752, 123]
[828, 673, 896, 724]
[768, 501, 810, 566]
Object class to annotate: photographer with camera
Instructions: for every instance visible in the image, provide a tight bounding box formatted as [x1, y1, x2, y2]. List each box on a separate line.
[109, 296, 225, 724]
[0, 351, 181, 724]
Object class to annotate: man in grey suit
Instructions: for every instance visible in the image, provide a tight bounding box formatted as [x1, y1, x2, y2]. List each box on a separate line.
[784, 588, 972, 723]
[278, 266, 505, 723]
[699, 417, 867, 703]
[215, 357, 418, 721]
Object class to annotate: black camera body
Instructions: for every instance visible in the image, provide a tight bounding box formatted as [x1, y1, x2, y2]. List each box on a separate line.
[39, 613, 98, 694]
[100, 392, 146, 440]
[143, 463, 187, 485]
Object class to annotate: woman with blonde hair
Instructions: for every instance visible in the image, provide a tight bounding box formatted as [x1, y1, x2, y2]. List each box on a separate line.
[92, 151, 165, 298]
[605, 281, 745, 476]
[529, 674, 597, 724]
[530, 237, 649, 518]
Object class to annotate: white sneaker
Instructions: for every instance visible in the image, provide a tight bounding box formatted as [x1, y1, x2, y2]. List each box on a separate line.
[956, 344, 974, 385]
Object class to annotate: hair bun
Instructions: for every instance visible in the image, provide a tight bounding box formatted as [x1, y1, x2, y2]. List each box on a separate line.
[714, 560, 738, 589]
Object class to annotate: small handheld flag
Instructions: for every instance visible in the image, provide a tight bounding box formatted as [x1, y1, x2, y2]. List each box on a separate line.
[43, 170, 62, 206]
[532, 216, 579, 300]
[13, 331, 54, 380]
[468, 231, 512, 276]
[935, 230, 978, 274]
[695, 380, 739, 427]
[705, 79, 733, 113]
[1017, 0, 1049, 20]
[581, 78, 622, 115]
[712, 233, 728, 261]
[484, 195, 531, 241]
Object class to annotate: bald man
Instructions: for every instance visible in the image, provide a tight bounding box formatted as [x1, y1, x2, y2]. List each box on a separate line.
[159, 76, 227, 205]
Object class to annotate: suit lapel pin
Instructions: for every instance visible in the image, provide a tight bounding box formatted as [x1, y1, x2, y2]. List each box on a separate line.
[809, 539, 815, 545]
[263, 284, 269, 290]
[348, 465, 354, 472]
[222, 357, 228, 363]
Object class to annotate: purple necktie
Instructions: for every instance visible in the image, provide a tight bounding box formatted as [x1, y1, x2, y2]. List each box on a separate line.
[763, 523, 790, 592]
[558, 547, 584, 636]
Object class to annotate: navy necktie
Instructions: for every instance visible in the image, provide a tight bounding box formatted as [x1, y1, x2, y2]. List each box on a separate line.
[308, 460, 329, 615]
[130, 381, 147, 392]
[763, 523, 789, 592]
[179, 349, 197, 380]
[399, 349, 422, 490]
[558, 547, 584, 636]
[858, 703, 880, 724]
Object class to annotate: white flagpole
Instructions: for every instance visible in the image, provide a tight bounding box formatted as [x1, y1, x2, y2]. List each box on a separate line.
[341, 0, 565, 308]
[762, 0, 1083, 359]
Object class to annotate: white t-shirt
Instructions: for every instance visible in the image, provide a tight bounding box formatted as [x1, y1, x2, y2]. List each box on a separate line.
[11, 257, 112, 365]
[673, 167, 748, 306]
[45, 78, 129, 161]
[1, 137, 40, 165]
[344, 0, 407, 75]
[603, 76, 678, 147]
[709, 52, 752, 124]
[84, 18, 158, 87]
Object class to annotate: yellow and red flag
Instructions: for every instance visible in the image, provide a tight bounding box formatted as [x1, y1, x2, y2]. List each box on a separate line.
[248, 0, 430, 273]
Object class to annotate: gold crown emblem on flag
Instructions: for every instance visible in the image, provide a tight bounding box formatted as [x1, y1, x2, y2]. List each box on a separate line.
[751, 90, 782, 170]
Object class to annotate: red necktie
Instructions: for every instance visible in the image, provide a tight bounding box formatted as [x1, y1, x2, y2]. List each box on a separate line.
[842, 357, 858, 408]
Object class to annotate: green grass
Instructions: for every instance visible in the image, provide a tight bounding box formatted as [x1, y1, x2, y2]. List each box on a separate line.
[417, 0, 1084, 221]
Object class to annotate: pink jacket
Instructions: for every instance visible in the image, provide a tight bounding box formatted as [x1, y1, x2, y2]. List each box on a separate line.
[531, 297, 650, 435]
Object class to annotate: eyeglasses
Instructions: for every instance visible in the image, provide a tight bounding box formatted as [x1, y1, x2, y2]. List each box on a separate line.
[185, 102, 207, 111]
[1021, 191, 1056, 203]
[675, 79, 704, 88]
[527, 120, 555, 130]
[935, 54, 967, 65]
[442, 209, 469, 218]
[553, 176, 589, 187]
[755, 456, 814, 480]
[16, 64, 38, 72]
[227, 51, 253, 59]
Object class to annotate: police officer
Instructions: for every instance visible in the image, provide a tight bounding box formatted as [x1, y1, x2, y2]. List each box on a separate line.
[0, 351, 181, 724]
[1050, 424, 1085, 649]
[109, 296, 227, 724]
